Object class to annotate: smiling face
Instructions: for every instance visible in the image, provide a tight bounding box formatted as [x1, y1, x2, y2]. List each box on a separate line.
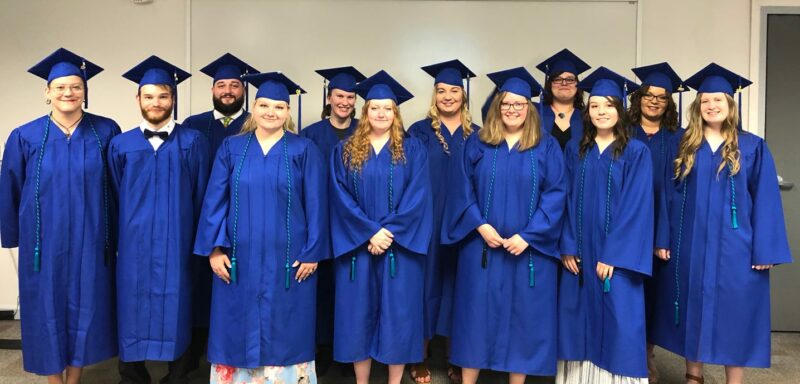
[435, 83, 464, 115]
[549, 71, 578, 104]
[212, 79, 245, 115]
[137, 84, 174, 126]
[499, 92, 528, 133]
[699, 92, 730, 126]
[367, 99, 395, 135]
[588, 96, 619, 131]
[328, 88, 357, 120]
[46, 75, 85, 114]
[252, 97, 290, 131]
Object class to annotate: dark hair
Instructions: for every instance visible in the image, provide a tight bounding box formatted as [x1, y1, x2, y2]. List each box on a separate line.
[321, 88, 357, 119]
[627, 85, 679, 132]
[543, 71, 585, 110]
[579, 96, 629, 159]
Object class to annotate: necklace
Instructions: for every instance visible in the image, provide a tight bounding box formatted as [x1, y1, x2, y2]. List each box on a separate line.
[52, 113, 83, 137]
[552, 105, 573, 119]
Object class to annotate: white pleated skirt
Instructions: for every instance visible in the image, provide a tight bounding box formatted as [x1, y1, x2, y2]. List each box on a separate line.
[556, 360, 648, 384]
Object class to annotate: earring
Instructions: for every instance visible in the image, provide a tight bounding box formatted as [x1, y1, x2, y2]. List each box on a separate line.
[45, 98, 51, 105]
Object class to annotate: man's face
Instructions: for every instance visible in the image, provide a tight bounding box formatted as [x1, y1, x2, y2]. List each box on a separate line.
[212, 79, 245, 115]
[137, 84, 173, 126]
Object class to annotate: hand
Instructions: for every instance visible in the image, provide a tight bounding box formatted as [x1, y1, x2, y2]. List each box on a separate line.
[654, 248, 670, 261]
[562, 255, 580, 275]
[209, 247, 231, 284]
[503, 234, 529, 256]
[367, 243, 385, 255]
[293, 260, 318, 282]
[596, 261, 614, 281]
[369, 228, 394, 253]
[752, 264, 774, 271]
[477, 224, 504, 248]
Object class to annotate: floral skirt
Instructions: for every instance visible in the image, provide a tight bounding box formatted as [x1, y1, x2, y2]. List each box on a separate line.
[210, 361, 316, 384]
[556, 360, 648, 384]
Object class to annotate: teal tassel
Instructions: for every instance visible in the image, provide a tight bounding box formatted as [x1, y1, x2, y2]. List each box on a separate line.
[230, 259, 238, 283]
[481, 246, 488, 269]
[603, 277, 611, 293]
[285, 262, 291, 290]
[529, 259, 535, 288]
[731, 206, 739, 229]
[674, 300, 680, 326]
[350, 256, 356, 281]
[34, 246, 40, 272]
[389, 249, 396, 278]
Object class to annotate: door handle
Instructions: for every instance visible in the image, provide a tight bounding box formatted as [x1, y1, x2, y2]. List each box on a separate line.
[778, 175, 793, 191]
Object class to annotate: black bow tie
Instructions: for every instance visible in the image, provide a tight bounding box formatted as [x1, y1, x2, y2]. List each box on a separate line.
[144, 129, 169, 141]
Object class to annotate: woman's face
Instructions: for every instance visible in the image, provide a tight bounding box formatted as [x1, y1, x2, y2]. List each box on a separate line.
[327, 88, 357, 120]
[367, 99, 395, 134]
[252, 97, 289, 130]
[550, 71, 578, 104]
[640, 85, 669, 121]
[588, 96, 619, 131]
[699, 92, 729, 126]
[435, 83, 464, 115]
[46, 75, 84, 114]
[500, 92, 528, 133]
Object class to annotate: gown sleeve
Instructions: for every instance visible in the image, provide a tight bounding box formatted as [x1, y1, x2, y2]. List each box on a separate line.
[654, 135, 676, 249]
[0, 130, 25, 248]
[193, 139, 233, 256]
[295, 142, 330, 263]
[190, 134, 211, 225]
[329, 143, 383, 258]
[558, 143, 579, 257]
[749, 139, 792, 265]
[379, 138, 433, 255]
[517, 138, 567, 260]
[440, 135, 487, 245]
[599, 145, 654, 276]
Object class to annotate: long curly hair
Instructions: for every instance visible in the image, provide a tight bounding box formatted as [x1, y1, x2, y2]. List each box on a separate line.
[579, 96, 629, 159]
[674, 93, 740, 180]
[342, 100, 406, 172]
[426, 85, 474, 154]
[479, 91, 541, 151]
[627, 85, 679, 132]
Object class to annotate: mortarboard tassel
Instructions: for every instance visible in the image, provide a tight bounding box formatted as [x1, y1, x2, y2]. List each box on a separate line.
[538, 89, 544, 120]
[244, 70, 250, 112]
[285, 261, 291, 289]
[678, 85, 684, 128]
[173, 72, 179, 119]
[529, 256, 535, 287]
[81, 60, 88, 109]
[297, 89, 303, 130]
[322, 79, 327, 106]
[623, 82, 628, 110]
[389, 249, 396, 278]
[466, 76, 471, 111]
[350, 256, 356, 281]
[737, 85, 743, 131]
[230, 257, 238, 283]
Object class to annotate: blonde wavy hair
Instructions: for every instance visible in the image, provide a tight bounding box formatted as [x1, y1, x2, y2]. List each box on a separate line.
[427, 85, 474, 154]
[479, 91, 540, 151]
[343, 100, 406, 172]
[674, 93, 740, 181]
[240, 100, 296, 134]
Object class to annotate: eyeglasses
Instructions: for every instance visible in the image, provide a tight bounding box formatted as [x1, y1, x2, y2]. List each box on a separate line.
[50, 84, 85, 94]
[500, 102, 527, 111]
[642, 93, 669, 103]
[551, 77, 577, 86]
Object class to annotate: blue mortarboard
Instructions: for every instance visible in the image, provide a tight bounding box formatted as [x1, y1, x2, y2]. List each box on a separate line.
[685, 63, 753, 130]
[486, 67, 542, 99]
[28, 48, 103, 109]
[354, 70, 414, 105]
[123, 55, 191, 118]
[579, 66, 640, 108]
[200, 53, 259, 111]
[421, 59, 477, 102]
[315, 66, 366, 107]
[633, 62, 688, 126]
[536, 49, 591, 78]
[242, 71, 307, 128]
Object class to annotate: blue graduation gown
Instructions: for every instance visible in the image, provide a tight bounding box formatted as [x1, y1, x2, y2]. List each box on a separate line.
[330, 137, 433, 364]
[441, 133, 567, 375]
[108, 124, 209, 362]
[193, 132, 329, 367]
[649, 131, 792, 367]
[0, 114, 120, 375]
[539, 104, 584, 151]
[300, 117, 358, 345]
[408, 118, 480, 339]
[558, 139, 653, 378]
[182, 111, 247, 328]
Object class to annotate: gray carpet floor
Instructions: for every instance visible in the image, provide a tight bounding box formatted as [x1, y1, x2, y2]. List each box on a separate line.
[0, 321, 797, 383]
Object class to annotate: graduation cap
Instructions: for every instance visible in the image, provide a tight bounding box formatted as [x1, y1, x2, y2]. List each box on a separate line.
[315, 66, 366, 105]
[354, 70, 414, 105]
[486, 67, 544, 117]
[421, 59, 477, 103]
[123, 55, 191, 118]
[684, 63, 752, 130]
[632, 62, 688, 126]
[242, 71, 307, 128]
[200, 53, 259, 111]
[28, 48, 103, 109]
[536, 48, 591, 80]
[578, 66, 640, 109]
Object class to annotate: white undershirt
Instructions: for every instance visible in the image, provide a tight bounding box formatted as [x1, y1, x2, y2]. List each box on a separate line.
[213, 108, 244, 122]
[139, 119, 175, 150]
